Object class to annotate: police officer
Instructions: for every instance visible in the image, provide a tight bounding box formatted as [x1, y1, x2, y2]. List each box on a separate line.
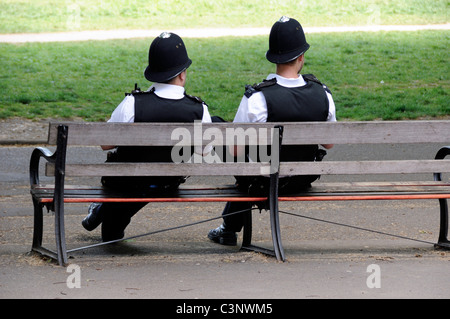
[82, 32, 212, 242]
[208, 16, 337, 246]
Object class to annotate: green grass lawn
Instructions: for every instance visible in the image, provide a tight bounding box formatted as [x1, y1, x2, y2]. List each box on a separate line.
[0, 0, 448, 121]
[1, 31, 448, 121]
[1, 0, 448, 33]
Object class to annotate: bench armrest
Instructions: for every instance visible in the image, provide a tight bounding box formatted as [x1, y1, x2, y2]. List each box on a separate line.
[435, 146, 450, 160]
[30, 147, 56, 186]
[434, 146, 450, 182]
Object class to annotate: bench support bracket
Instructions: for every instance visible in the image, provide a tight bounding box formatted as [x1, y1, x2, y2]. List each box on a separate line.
[434, 146, 450, 250]
[30, 125, 69, 266]
[241, 126, 286, 261]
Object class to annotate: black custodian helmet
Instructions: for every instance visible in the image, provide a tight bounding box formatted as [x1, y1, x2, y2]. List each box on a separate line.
[266, 16, 310, 64]
[144, 32, 192, 83]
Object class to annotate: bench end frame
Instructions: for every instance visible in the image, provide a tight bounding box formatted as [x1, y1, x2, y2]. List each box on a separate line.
[434, 146, 450, 249]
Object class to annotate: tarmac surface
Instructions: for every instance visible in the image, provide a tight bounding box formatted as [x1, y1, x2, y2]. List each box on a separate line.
[0, 119, 449, 301]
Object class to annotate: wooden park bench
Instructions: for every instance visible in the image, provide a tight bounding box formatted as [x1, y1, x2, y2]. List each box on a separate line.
[30, 121, 450, 266]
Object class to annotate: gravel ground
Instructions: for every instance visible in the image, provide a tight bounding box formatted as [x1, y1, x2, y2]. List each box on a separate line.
[0, 118, 54, 144]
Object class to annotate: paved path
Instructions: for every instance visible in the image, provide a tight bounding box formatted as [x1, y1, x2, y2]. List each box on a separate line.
[1, 24, 449, 43]
[0, 142, 448, 299]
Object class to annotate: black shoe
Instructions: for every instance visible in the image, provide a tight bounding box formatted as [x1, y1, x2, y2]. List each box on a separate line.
[82, 203, 103, 231]
[208, 224, 237, 246]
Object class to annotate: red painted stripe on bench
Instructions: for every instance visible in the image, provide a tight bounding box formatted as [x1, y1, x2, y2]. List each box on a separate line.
[279, 194, 450, 201]
[37, 193, 450, 204]
[38, 197, 268, 203]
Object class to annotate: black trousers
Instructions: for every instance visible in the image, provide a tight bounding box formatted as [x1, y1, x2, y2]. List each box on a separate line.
[222, 175, 319, 232]
[95, 179, 183, 238]
[94, 147, 184, 237]
[210, 116, 325, 232]
[95, 116, 227, 236]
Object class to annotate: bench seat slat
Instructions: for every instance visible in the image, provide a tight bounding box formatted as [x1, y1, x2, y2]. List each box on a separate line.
[31, 184, 267, 203]
[31, 181, 450, 203]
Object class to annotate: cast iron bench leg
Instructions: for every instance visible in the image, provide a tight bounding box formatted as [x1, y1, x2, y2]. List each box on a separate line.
[434, 146, 450, 249]
[241, 207, 275, 257]
[31, 198, 44, 253]
[241, 125, 285, 261]
[436, 198, 449, 249]
[31, 199, 61, 261]
[54, 125, 69, 265]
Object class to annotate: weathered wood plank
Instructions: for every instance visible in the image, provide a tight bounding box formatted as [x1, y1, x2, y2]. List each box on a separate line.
[280, 160, 450, 175]
[280, 121, 450, 145]
[45, 162, 272, 177]
[45, 159, 450, 177]
[31, 181, 450, 203]
[47, 121, 450, 146]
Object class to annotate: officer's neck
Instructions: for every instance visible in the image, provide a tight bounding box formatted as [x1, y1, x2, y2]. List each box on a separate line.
[276, 55, 304, 79]
[276, 69, 300, 79]
[166, 70, 187, 87]
[276, 64, 302, 79]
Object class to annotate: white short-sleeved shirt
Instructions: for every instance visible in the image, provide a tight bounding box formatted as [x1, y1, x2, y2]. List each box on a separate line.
[233, 74, 336, 123]
[108, 83, 212, 123]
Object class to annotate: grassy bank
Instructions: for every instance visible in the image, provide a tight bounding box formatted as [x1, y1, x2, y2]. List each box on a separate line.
[1, 30, 448, 121]
[0, 0, 448, 33]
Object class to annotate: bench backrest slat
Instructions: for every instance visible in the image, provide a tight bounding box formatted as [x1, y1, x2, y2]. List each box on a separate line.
[280, 160, 450, 176]
[43, 121, 450, 178]
[45, 159, 450, 177]
[48, 121, 450, 146]
[45, 162, 273, 177]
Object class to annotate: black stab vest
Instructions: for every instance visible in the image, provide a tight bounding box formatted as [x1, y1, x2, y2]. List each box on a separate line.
[263, 80, 329, 123]
[115, 89, 204, 163]
[252, 75, 330, 162]
[134, 89, 204, 123]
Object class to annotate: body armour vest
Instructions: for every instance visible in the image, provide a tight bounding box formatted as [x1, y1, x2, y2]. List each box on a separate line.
[134, 88, 204, 123]
[248, 74, 330, 162]
[115, 88, 204, 163]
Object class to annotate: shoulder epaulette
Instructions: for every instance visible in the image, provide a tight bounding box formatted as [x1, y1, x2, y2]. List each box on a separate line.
[185, 93, 205, 104]
[125, 83, 151, 96]
[244, 78, 277, 98]
[302, 74, 332, 95]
